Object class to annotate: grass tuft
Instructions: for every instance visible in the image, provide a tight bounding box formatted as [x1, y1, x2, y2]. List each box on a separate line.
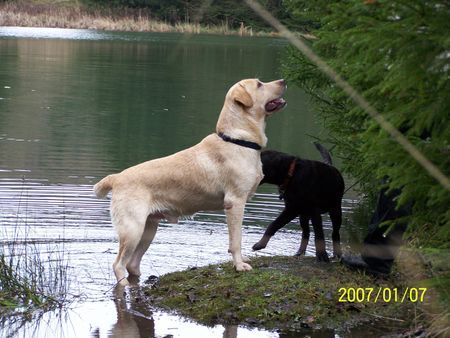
[0, 238, 71, 318]
[0, 181, 72, 320]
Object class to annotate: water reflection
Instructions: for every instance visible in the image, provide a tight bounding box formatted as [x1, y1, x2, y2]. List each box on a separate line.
[108, 287, 155, 338]
[0, 27, 113, 41]
[0, 26, 288, 45]
[1, 295, 339, 338]
[107, 286, 280, 338]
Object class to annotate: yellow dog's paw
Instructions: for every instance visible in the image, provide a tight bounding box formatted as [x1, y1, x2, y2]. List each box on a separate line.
[235, 262, 253, 271]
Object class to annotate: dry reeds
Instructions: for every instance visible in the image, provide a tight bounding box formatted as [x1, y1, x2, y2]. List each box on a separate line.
[0, 2, 265, 36]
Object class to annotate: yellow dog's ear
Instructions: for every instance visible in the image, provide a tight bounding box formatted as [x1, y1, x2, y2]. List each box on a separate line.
[232, 83, 253, 108]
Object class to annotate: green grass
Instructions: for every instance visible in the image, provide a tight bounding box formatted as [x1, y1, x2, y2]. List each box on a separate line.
[0, 241, 70, 317]
[144, 256, 419, 332]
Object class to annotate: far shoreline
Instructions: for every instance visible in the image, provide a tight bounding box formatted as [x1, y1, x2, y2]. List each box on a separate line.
[0, 2, 281, 37]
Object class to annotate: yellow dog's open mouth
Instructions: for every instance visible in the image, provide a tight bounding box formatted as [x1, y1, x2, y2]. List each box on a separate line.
[265, 97, 287, 113]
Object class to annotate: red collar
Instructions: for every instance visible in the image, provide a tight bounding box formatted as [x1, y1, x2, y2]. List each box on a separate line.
[278, 159, 296, 199]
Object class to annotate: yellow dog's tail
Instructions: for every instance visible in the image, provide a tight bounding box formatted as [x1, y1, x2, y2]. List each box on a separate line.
[93, 174, 116, 198]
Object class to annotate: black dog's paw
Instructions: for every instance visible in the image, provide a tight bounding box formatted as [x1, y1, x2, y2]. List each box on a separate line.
[252, 241, 266, 251]
[316, 251, 330, 262]
[294, 249, 306, 256]
[252, 235, 270, 251]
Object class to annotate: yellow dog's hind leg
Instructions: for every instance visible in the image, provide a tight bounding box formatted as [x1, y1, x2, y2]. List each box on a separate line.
[126, 216, 159, 277]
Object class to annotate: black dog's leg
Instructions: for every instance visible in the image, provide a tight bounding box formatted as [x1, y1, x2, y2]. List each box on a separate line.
[329, 205, 342, 258]
[253, 208, 297, 251]
[295, 215, 310, 256]
[311, 212, 329, 262]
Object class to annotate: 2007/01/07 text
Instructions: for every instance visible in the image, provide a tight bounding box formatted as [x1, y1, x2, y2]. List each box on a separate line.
[338, 287, 427, 303]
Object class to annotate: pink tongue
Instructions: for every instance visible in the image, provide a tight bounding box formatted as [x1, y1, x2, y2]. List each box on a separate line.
[266, 101, 277, 111]
[266, 98, 284, 111]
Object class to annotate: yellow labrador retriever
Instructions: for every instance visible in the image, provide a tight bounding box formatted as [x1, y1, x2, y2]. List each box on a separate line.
[94, 79, 286, 285]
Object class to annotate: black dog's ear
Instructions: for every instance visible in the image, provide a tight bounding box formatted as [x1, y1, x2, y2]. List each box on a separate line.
[232, 83, 253, 108]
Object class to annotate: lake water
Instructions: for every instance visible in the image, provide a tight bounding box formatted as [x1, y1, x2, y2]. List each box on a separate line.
[0, 27, 361, 338]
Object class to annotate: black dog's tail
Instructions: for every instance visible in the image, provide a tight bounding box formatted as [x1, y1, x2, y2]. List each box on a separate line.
[313, 141, 333, 166]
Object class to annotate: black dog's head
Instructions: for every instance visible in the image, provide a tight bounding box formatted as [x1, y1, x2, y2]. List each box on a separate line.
[260, 150, 296, 186]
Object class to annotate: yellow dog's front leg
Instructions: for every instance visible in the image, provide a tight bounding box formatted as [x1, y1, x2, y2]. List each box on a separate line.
[225, 197, 252, 271]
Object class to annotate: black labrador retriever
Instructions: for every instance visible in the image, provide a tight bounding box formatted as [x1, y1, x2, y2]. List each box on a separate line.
[253, 143, 345, 262]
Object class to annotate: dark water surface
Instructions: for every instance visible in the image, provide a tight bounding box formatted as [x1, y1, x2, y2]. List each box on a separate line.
[0, 27, 360, 338]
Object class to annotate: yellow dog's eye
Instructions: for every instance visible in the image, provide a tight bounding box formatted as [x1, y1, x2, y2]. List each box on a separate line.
[257, 81, 263, 88]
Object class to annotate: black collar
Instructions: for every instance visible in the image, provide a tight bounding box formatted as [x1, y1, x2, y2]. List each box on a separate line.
[217, 132, 262, 151]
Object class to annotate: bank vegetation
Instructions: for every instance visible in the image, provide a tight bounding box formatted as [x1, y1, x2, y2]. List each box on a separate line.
[0, 0, 285, 36]
[145, 254, 447, 336]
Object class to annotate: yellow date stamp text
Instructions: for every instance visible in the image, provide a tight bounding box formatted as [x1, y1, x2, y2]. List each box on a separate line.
[338, 287, 427, 303]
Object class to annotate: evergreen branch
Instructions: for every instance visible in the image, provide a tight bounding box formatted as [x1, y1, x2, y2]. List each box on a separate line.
[244, 0, 450, 192]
